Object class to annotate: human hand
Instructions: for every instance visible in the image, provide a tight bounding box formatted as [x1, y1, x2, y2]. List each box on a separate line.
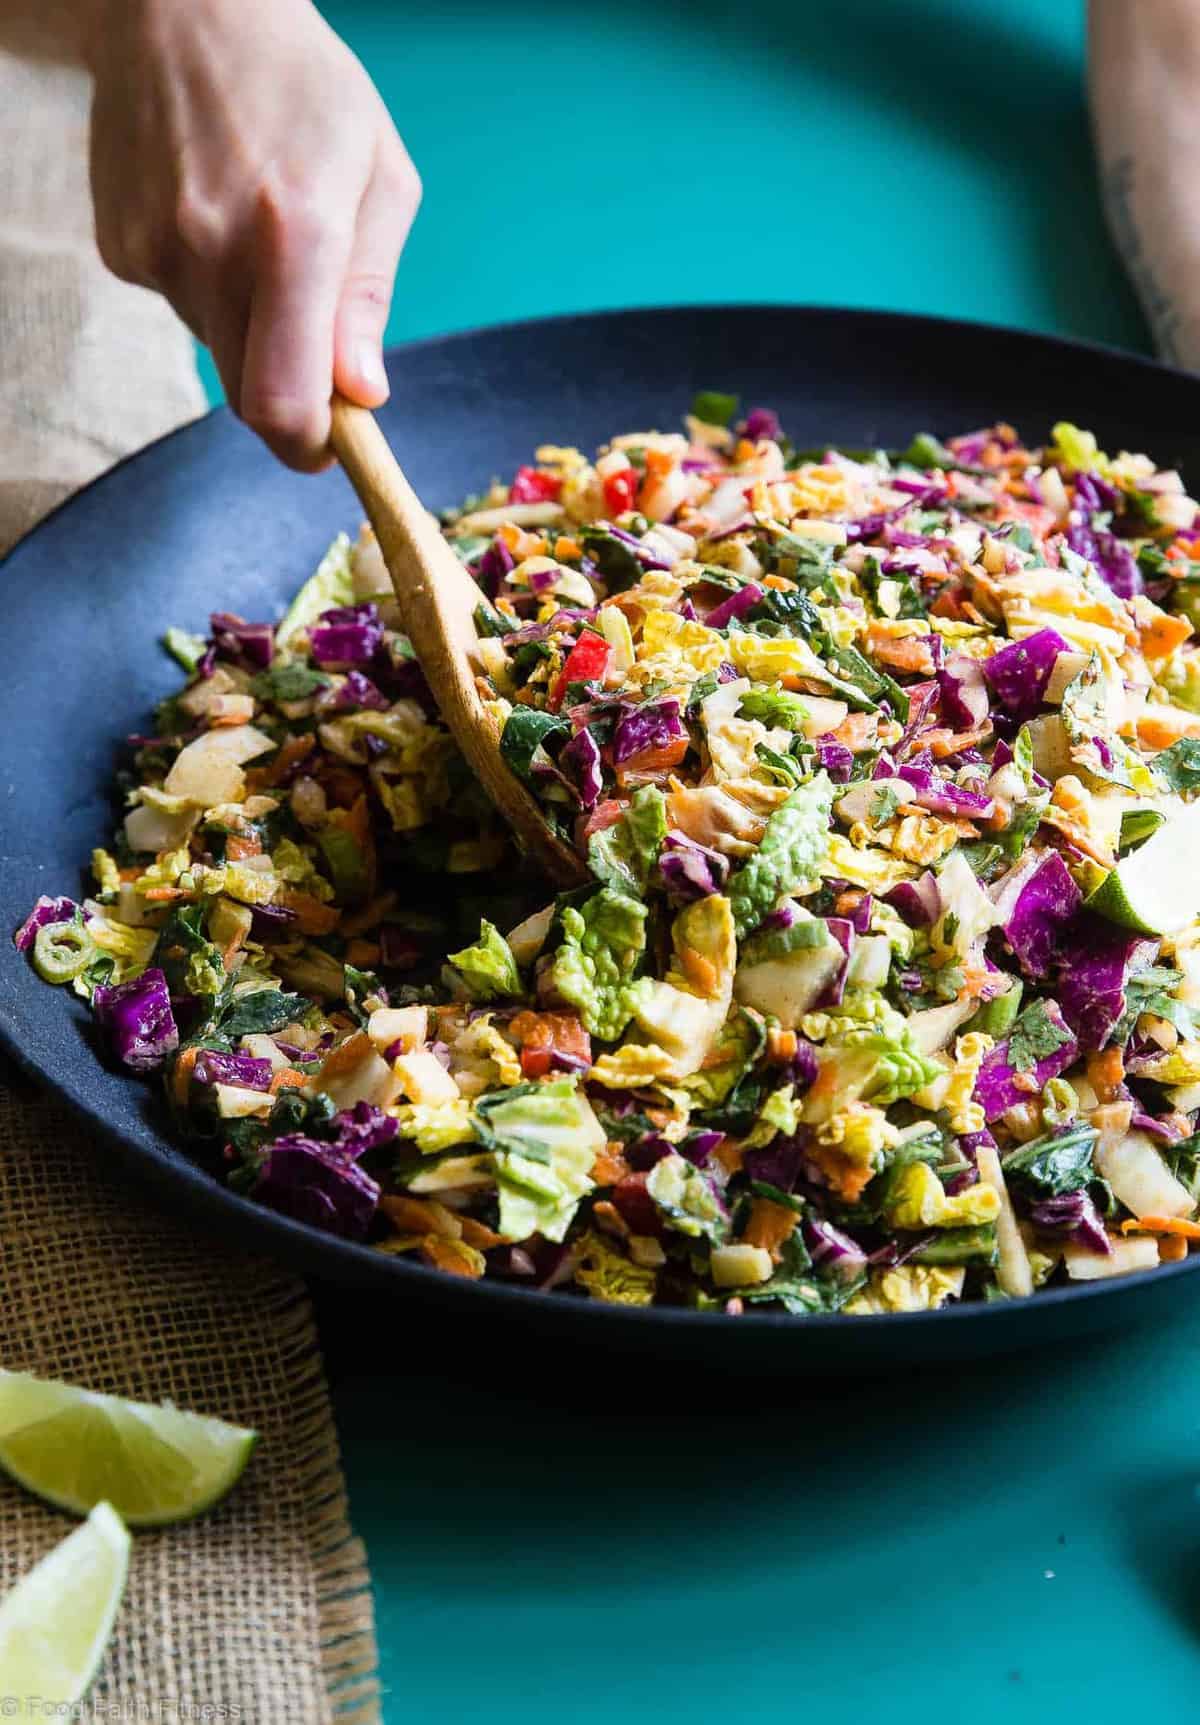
[86, 0, 421, 469]
[1090, 0, 1200, 372]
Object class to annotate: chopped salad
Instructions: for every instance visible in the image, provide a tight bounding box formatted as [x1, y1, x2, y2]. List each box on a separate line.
[17, 400, 1200, 1316]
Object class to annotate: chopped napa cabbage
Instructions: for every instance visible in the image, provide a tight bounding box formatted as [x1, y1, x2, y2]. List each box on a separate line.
[636, 609, 728, 681]
[727, 773, 835, 936]
[597, 894, 737, 1084]
[885, 1161, 1001, 1230]
[1061, 655, 1158, 793]
[725, 631, 832, 688]
[91, 848, 122, 896]
[447, 920, 522, 1001]
[474, 1077, 604, 1242]
[82, 910, 158, 981]
[394, 1099, 477, 1154]
[739, 1084, 799, 1150]
[132, 848, 192, 897]
[269, 837, 336, 901]
[932, 849, 1001, 960]
[823, 834, 917, 892]
[802, 995, 941, 1122]
[550, 888, 648, 1040]
[1159, 654, 1200, 715]
[588, 786, 668, 894]
[575, 1231, 658, 1305]
[646, 1151, 729, 1243]
[844, 1265, 966, 1314]
[277, 532, 355, 652]
[472, 1019, 524, 1087]
[679, 1006, 765, 1107]
[1048, 421, 1109, 477]
[737, 684, 812, 730]
[1129, 1042, 1200, 1086]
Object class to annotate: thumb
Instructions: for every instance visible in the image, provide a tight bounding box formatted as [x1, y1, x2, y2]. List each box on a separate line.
[333, 150, 420, 407]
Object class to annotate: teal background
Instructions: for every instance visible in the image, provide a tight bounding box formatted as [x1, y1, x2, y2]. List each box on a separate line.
[235, 3, 1195, 1720]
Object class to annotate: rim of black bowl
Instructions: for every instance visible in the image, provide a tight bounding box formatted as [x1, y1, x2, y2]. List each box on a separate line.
[2, 298, 1197, 1335]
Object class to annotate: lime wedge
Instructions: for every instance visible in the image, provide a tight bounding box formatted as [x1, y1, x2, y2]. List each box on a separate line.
[0, 1502, 129, 1706]
[1086, 798, 1200, 935]
[0, 1371, 257, 1527]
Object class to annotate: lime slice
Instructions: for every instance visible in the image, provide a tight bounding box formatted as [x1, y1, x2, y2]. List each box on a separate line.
[0, 1371, 257, 1527]
[1086, 798, 1200, 935]
[0, 1502, 129, 1706]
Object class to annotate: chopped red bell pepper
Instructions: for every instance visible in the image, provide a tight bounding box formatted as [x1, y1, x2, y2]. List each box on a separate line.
[611, 1172, 662, 1236]
[511, 1010, 593, 1079]
[509, 466, 563, 504]
[549, 631, 612, 710]
[519, 1046, 554, 1080]
[602, 468, 638, 516]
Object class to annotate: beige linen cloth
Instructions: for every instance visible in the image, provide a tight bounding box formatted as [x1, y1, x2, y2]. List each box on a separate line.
[0, 50, 381, 1724]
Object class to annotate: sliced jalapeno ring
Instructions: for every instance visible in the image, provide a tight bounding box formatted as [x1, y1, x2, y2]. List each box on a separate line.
[32, 919, 97, 985]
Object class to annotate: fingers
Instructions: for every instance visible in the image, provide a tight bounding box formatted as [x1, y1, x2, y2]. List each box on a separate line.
[240, 178, 355, 470]
[204, 283, 252, 419]
[333, 142, 421, 408]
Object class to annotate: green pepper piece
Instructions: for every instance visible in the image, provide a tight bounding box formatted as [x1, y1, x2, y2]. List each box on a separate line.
[32, 920, 97, 984]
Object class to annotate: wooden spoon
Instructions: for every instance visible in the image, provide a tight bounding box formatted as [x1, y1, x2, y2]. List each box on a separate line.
[329, 396, 589, 890]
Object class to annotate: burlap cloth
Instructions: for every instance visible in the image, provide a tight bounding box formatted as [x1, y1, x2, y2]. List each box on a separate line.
[0, 50, 381, 1724]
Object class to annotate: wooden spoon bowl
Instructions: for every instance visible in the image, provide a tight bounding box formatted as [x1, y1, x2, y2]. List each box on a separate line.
[330, 396, 588, 890]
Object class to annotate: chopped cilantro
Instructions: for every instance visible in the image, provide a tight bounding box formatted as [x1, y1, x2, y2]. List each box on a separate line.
[1006, 1000, 1073, 1075]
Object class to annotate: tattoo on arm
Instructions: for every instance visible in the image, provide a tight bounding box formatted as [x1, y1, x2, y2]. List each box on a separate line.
[1101, 154, 1184, 364]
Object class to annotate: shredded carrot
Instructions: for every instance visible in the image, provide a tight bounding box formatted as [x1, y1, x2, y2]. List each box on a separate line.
[278, 887, 341, 936]
[867, 635, 937, 675]
[382, 1195, 449, 1235]
[1087, 1046, 1126, 1103]
[711, 1140, 744, 1177]
[614, 733, 690, 785]
[220, 926, 247, 973]
[498, 522, 547, 559]
[269, 1068, 309, 1095]
[143, 885, 186, 903]
[830, 711, 877, 751]
[313, 1029, 371, 1088]
[766, 1027, 798, 1063]
[224, 831, 262, 862]
[1139, 610, 1193, 662]
[554, 534, 582, 561]
[925, 723, 993, 759]
[591, 1147, 631, 1186]
[418, 1236, 485, 1278]
[1159, 1234, 1190, 1261]
[171, 1045, 201, 1109]
[678, 947, 719, 997]
[742, 1197, 799, 1257]
[1121, 1215, 1200, 1239]
[344, 938, 381, 969]
[761, 574, 796, 591]
[806, 1139, 875, 1204]
[250, 732, 313, 790]
[460, 1216, 505, 1251]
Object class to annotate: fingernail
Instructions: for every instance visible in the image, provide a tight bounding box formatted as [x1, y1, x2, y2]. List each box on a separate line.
[353, 342, 388, 400]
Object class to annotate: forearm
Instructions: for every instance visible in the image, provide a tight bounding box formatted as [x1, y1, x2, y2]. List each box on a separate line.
[1089, 0, 1200, 369]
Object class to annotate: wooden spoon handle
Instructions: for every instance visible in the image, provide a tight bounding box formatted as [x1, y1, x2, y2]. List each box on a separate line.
[329, 395, 480, 654]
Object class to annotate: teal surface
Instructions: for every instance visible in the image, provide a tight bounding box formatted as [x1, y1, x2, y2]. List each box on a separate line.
[278, 4, 1195, 1721]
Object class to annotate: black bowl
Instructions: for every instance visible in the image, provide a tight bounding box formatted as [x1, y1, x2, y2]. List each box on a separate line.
[4, 303, 1198, 1368]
